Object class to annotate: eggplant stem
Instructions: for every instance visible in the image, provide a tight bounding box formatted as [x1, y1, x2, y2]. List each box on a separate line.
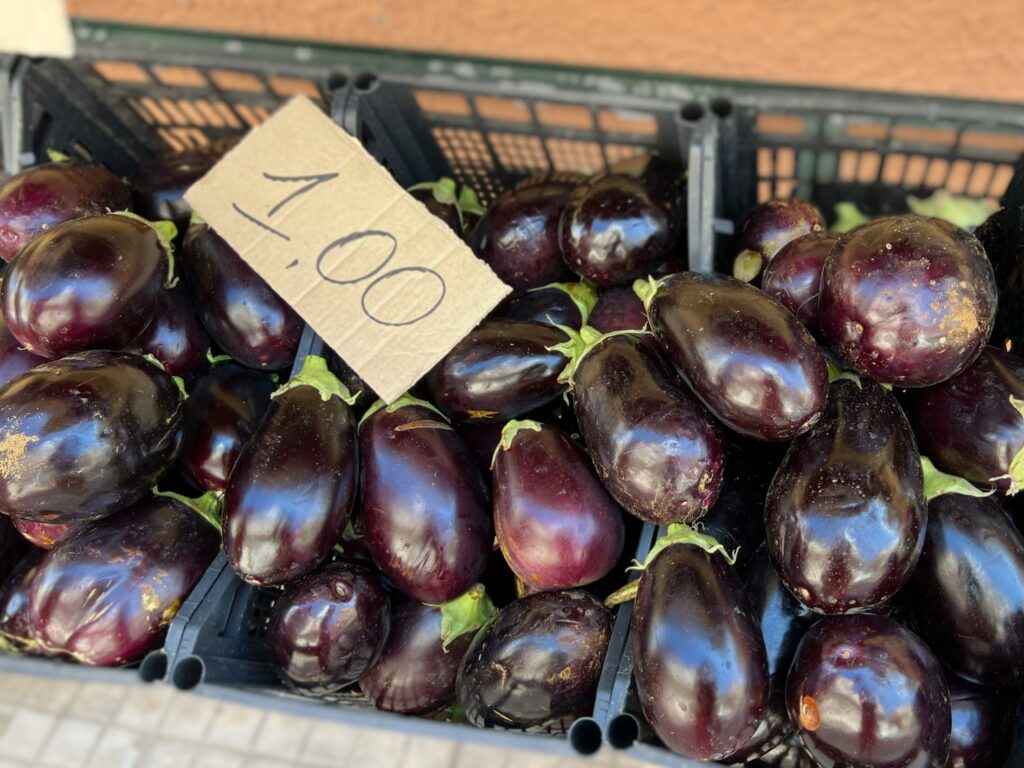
[732, 249, 763, 282]
[272, 355, 357, 405]
[826, 359, 862, 387]
[359, 393, 448, 429]
[604, 580, 639, 608]
[45, 149, 71, 164]
[153, 488, 223, 534]
[111, 211, 178, 287]
[921, 456, 993, 501]
[205, 349, 234, 366]
[632, 275, 663, 314]
[491, 419, 543, 468]
[532, 281, 599, 325]
[434, 584, 497, 651]
[457, 186, 486, 218]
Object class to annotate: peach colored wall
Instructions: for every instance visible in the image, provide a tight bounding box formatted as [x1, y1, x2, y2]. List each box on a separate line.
[68, 0, 1024, 103]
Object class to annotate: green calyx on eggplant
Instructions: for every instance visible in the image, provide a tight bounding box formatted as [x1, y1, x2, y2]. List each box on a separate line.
[223, 355, 358, 587]
[433, 582, 497, 650]
[408, 177, 483, 234]
[495, 281, 598, 330]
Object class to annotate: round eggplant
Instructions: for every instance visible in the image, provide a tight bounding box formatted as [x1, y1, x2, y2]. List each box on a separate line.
[267, 562, 390, 692]
[760, 231, 838, 335]
[0, 548, 43, 648]
[819, 214, 997, 388]
[493, 420, 624, 590]
[224, 356, 358, 587]
[11, 517, 71, 550]
[457, 590, 611, 729]
[360, 396, 492, 604]
[731, 198, 825, 282]
[631, 542, 769, 761]
[945, 676, 1016, 768]
[0, 160, 132, 263]
[496, 282, 595, 330]
[125, 286, 210, 378]
[765, 378, 926, 613]
[0, 308, 45, 390]
[0, 350, 184, 524]
[787, 614, 951, 768]
[423, 319, 568, 424]
[2, 213, 171, 358]
[182, 222, 302, 371]
[130, 143, 234, 233]
[571, 331, 724, 524]
[641, 271, 828, 441]
[28, 493, 220, 665]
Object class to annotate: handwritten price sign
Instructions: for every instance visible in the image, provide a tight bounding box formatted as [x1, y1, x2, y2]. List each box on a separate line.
[185, 97, 511, 403]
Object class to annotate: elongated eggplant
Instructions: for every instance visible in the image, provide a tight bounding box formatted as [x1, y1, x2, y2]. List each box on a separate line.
[496, 282, 596, 330]
[731, 198, 824, 282]
[182, 222, 302, 370]
[760, 231, 837, 335]
[0, 351, 184, 524]
[569, 331, 724, 524]
[0, 308, 45, 390]
[632, 542, 769, 761]
[11, 518, 71, 550]
[424, 319, 568, 424]
[765, 379, 926, 613]
[130, 143, 233, 234]
[2, 213, 172, 358]
[361, 396, 491, 603]
[28, 493, 220, 665]
[945, 676, 1016, 768]
[0, 159, 132, 263]
[0, 548, 43, 648]
[787, 614, 951, 768]
[224, 356, 358, 587]
[905, 494, 1024, 686]
[493, 420, 624, 590]
[820, 214, 997, 388]
[177, 360, 274, 493]
[125, 286, 210, 378]
[457, 590, 611, 729]
[268, 562, 389, 692]
[640, 272, 828, 441]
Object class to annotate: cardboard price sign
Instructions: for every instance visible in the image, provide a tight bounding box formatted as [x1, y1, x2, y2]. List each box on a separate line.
[185, 96, 511, 404]
[0, 0, 75, 59]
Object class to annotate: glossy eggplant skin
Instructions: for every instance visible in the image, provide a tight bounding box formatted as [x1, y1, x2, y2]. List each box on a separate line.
[0, 308, 45, 390]
[493, 423, 624, 590]
[28, 496, 219, 665]
[765, 379, 926, 613]
[424, 320, 568, 424]
[223, 383, 357, 587]
[0, 161, 132, 263]
[361, 402, 491, 604]
[177, 362, 274, 493]
[732, 198, 825, 281]
[457, 590, 611, 729]
[905, 494, 1024, 687]
[787, 614, 951, 768]
[496, 287, 582, 329]
[130, 145, 229, 234]
[268, 563, 390, 692]
[2, 214, 169, 358]
[907, 346, 1024, 491]
[588, 286, 648, 335]
[360, 600, 473, 715]
[820, 215, 997, 388]
[632, 544, 769, 761]
[11, 518, 71, 550]
[573, 333, 725, 524]
[455, 421, 504, 476]
[647, 271, 828, 441]
[125, 286, 211, 378]
[0, 351, 184, 524]
[0, 548, 43, 647]
[945, 676, 1016, 768]
[182, 223, 302, 371]
[761, 231, 838, 335]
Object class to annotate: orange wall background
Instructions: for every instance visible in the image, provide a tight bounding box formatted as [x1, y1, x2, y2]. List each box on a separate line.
[68, 0, 1024, 103]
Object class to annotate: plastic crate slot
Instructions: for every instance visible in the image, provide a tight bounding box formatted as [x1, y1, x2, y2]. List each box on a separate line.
[535, 102, 593, 131]
[837, 150, 859, 182]
[991, 164, 1015, 198]
[127, 98, 153, 126]
[967, 161, 996, 197]
[176, 99, 208, 127]
[756, 113, 804, 136]
[209, 69, 265, 94]
[604, 143, 647, 165]
[414, 90, 471, 118]
[945, 159, 973, 194]
[431, 126, 495, 169]
[92, 60, 150, 84]
[72, 142, 93, 162]
[193, 99, 227, 128]
[489, 131, 548, 174]
[234, 103, 265, 128]
[151, 65, 208, 89]
[882, 153, 908, 184]
[597, 109, 658, 137]
[775, 179, 796, 199]
[473, 95, 532, 124]
[140, 97, 172, 126]
[544, 137, 603, 173]
[758, 180, 773, 202]
[158, 98, 190, 126]
[845, 122, 890, 141]
[857, 151, 882, 183]
[213, 101, 244, 129]
[774, 147, 796, 178]
[891, 123, 957, 148]
[267, 75, 321, 100]
[960, 130, 1024, 154]
[924, 157, 950, 188]
[902, 155, 930, 187]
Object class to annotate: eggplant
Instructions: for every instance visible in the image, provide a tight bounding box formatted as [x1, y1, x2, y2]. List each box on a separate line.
[28, 493, 220, 665]
[178, 360, 274, 493]
[455, 421, 504, 476]
[819, 214, 997, 388]
[907, 346, 1024, 492]
[11, 518, 71, 550]
[640, 271, 828, 441]
[787, 614, 951, 768]
[631, 541, 769, 761]
[423, 319, 568, 424]
[760, 231, 838, 335]
[268, 562, 390, 692]
[0, 548, 43, 649]
[588, 286, 648, 335]
[765, 379, 926, 613]
[0, 351, 184, 524]
[495, 282, 595, 330]
[731, 198, 825, 282]
[182, 222, 302, 371]
[493, 420, 624, 590]
[324, 348, 376, 410]
[0, 308, 45, 390]
[361, 396, 492, 604]
[223, 356, 358, 587]
[456, 590, 611, 729]
[408, 178, 484, 235]
[905, 494, 1024, 687]
[2, 213, 172, 359]
[125, 286, 211, 378]
[570, 331, 724, 524]
[945, 676, 1016, 768]
[0, 160, 132, 263]
[130, 143, 234, 234]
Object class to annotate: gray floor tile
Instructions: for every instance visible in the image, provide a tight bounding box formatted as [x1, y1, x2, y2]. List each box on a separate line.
[36, 717, 103, 767]
[0, 707, 57, 761]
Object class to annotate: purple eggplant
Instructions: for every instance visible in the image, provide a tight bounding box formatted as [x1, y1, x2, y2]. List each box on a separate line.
[731, 198, 825, 283]
[787, 614, 951, 768]
[28, 492, 220, 665]
[2, 213, 172, 358]
[223, 356, 358, 587]
[570, 330, 724, 524]
[945, 676, 1016, 768]
[0, 307, 45, 390]
[182, 222, 302, 371]
[124, 286, 210, 378]
[588, 286, 648, 335]
[0, 351, 184, 524]
[640, 271, 828, 441]
[760, 231, 838, 335]
[408, 178, 484, 235]
[631, 541, 769, 761]
[765, 379, 926, 613]
[0, 548, 43, 649]
[820, 214, 997, 388]
[424, 319, 568, 424]
[456, 589, 611, 729]
[456, 421, 505, 476]
[493, 420, 624, 590]
[361, 396, 492, 604]
[0, 159, 132, 263]
[130, 143, 233, 234]
[267, 562, 390, 692]
[495, 282, 596, 330]
[11, 518, 71, 550]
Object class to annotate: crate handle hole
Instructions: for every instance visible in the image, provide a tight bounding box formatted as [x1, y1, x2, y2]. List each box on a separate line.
[607, 713, 640, 749]
[139, 651, 168, 683]
[354, 72, 379, 93]
[327, 71, 350, 91]
[710, 97, 733, 118]
[172, 655, 206, 691]
[680, 102, 706, 123]
[568, 717, 602, 755]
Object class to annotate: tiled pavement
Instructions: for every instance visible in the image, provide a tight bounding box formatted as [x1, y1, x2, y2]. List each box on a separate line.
[0, 672, 657, 768]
